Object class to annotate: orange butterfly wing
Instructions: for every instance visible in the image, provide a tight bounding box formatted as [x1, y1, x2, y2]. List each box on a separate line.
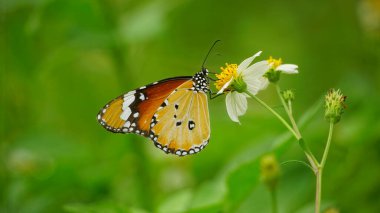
[98, 69, 211, 156]
[149, 80, 210, 156]
[97, 77, 191, 136]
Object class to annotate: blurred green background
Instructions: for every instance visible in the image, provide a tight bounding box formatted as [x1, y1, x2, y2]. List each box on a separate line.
[1, 0, 380, 212]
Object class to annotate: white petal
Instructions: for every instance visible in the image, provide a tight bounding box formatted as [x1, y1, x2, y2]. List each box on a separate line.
[276, 64, 298, 74]
[217, 78, 233, 94]
[257, 77, 269, 91]
[241, 60, 270, 77]
[245, 78, 262, 95]
[237, 51, 262, 74]
[226, 92, 248, 123]
[245, 77, 268, 95]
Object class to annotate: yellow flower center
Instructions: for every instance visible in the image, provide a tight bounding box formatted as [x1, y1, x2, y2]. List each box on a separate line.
[215, 63, 238, 91]
[267, 56, 282, 69]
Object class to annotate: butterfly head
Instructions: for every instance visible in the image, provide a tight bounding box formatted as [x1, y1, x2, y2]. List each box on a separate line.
[192, 68, 209, 93]
[201, 67, 209, 76]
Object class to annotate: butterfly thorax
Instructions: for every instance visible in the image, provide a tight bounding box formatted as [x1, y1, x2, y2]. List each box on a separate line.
[192, 68, 209, 93]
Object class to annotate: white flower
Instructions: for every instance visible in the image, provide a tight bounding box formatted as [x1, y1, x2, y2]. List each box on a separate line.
[215, 51, 270, 122]
[263, 56, 298, 83]
[215, 53, 299, 123]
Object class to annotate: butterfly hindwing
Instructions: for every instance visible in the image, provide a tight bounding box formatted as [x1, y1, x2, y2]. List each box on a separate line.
[149, 80, 211, 156]
[97, 77, 191, 136]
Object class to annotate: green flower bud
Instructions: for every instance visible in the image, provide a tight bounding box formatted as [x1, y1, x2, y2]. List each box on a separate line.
[264, 68, 281, 83]
[281, 89, 295, 102]
[260, 154, 280, 191]
[325, 89, 347, 124]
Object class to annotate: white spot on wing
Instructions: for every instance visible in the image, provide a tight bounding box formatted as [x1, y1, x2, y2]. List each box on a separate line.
[124, 121, 131, 128]
[123, 95, 135, 110]
[133, 112, 139, 118]
[139, 93, 145, 100]
[120, 108, 132, 120]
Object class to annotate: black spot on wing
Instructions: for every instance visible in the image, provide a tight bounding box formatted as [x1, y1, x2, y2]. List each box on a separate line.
[188, 120, 195, 130]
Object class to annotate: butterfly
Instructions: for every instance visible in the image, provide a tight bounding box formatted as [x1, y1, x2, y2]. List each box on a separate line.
[97, 68, 211, 156]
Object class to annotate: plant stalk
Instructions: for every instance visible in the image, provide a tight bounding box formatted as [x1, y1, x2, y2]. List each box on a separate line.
[270, 189, 278, 213]
[321, 122, 334, 168]
[287, 100, 301, 137]
[275, 84, 301, 138]
[315, 121, 334, 212]
[274, 85, 319, 169]
[245, 91, 300, 140]
[315, 169, 322, 213]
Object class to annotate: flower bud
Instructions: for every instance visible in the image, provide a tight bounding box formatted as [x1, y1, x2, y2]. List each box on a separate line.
[260, 154, 280, 191]
[281, 89, 295, 102]
[264, 69, 281, 83]
[324, 89, 347, 124]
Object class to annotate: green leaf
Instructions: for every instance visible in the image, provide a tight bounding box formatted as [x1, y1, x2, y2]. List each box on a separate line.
[188, 180, 225, 212]
[156, 189, 193, 213]
[225, 159, 260, 211]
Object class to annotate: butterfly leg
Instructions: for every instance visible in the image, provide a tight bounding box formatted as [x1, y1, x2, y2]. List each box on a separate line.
[207, 77, 218, 81]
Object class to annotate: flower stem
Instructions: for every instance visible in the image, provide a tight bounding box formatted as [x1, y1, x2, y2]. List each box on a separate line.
[321, 122, 334, 168]
[270, 189, 278, 213]
[287, 101, 301, 137]
[315, 169, 322, 213]
[275, 84, 301, 137]
[274, 85, 319, 169]
[245, 91, 300, 140]
[315, 121, 334, 213]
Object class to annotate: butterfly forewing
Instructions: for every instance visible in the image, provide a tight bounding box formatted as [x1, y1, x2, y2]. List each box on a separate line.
[149, 80, 210, 156]
[97, 77, 191, 135]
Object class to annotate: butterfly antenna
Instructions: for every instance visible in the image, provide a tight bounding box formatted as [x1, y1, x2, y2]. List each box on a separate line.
[201, 40, 221, 69]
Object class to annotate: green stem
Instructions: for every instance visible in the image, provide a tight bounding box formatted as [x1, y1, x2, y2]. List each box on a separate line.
[275, 84, 301, 137]
[274, 85, 319, 169]
[245, 91, 300, 140]
[315, 169, 322, 213]
[287, 101, 301, 137]
[299, 139, 319, 171]
[321, 122, 334, 168]
[315, 121, 334, 213]
[275, 84, 291, 113]
[270, 189, 278, 213]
